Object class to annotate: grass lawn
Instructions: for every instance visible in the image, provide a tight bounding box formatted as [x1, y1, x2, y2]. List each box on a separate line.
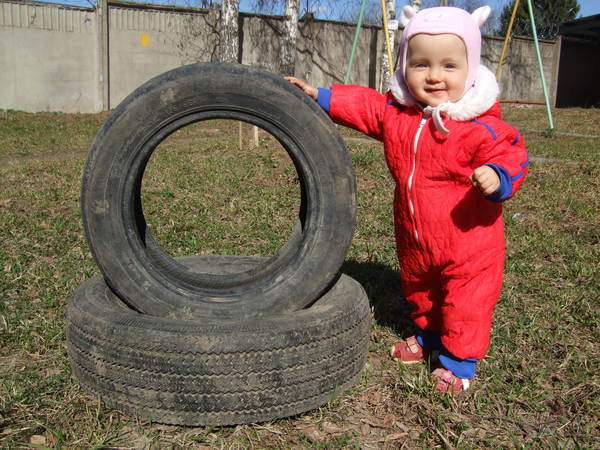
[0, 104, 598, 448]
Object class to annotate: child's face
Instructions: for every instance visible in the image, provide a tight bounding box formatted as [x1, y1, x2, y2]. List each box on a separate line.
[405, 33, 468, 107]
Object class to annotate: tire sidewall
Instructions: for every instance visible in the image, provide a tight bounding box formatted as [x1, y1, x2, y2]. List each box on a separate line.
[82, 63, 356, 318]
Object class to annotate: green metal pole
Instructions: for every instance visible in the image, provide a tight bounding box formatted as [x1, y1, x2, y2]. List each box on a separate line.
[526, 0, 555, 132]
[344, 0, 367, 84]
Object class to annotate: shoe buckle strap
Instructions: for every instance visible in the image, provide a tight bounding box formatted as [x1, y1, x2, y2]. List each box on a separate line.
[439, 369, 454, 383]
[406, 336, 420, 354]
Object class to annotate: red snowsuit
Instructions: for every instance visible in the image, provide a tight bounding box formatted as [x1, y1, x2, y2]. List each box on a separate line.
[327, 85, 528, 360]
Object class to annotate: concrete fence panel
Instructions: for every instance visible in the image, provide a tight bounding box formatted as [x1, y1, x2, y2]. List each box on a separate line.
[108, 5, 197, 108]
[0, 0, 559, 113]
[0, 1, 100, 112]
[484, 35, 559, 104]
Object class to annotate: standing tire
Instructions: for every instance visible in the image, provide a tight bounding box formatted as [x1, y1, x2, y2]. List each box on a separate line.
[66, 256, 370, 426]
[82, 62, 356, 319]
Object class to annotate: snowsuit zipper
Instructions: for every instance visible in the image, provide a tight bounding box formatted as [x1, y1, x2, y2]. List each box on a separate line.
[407, 116, 428, 242]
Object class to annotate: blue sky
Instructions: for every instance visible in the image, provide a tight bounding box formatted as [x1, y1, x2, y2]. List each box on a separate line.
[29, 0, 600, 19]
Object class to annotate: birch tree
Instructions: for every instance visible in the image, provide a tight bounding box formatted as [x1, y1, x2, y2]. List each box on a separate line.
[280, 0, 300, 75]
[380, 0, 396, 89]
[220, 0, 239, 62]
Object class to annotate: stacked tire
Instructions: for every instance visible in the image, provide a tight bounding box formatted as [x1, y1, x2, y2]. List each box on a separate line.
[67, 63, 370, 426]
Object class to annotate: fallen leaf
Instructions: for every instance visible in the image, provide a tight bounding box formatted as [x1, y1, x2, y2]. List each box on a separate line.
[379, 432, 408, 442]
[29, 435, 47, 445]
[383, 414, 397, 427]
[296, 425, 323, 443]
[368, 391, 382, 405]
[395, 422, 411, 433]
[305, 429, 323, 442]
[361, 417, 385, 428]
[322, 421, 344, 434]
[46, 367, 62, 377]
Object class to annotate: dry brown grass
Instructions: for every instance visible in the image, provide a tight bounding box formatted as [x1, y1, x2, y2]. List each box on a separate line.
[1, 106, 598, 448]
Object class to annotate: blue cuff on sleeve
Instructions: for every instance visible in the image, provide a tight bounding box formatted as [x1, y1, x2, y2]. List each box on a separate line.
[317, 87, 331, 113]
[485, 164, 512, 202]
[416, 329, 478, 379]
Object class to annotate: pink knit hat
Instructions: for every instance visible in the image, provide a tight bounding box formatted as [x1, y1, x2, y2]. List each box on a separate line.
[398, 6, 491, 100]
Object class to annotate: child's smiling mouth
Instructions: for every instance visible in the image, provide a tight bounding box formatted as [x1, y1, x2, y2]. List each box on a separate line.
[425, 88, 447, 95]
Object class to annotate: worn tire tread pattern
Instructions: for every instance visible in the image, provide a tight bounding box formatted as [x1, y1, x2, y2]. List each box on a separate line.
[67, 257, 370, 426]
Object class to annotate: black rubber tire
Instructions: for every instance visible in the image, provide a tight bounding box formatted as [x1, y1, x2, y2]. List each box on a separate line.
[66, 256, 370, 426]
[81, 62, 356, 319]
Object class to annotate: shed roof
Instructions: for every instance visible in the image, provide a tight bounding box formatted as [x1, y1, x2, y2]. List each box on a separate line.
[559, 14, 600, 44]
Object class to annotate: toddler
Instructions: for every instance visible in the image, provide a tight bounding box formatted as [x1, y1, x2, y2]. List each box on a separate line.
[286, 5, 528, 394]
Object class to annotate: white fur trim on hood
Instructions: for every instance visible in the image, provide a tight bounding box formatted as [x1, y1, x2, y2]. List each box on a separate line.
[389, 64, 500, 135]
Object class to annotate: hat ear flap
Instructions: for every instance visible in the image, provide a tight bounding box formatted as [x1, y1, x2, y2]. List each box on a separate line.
[400, 5, 417, 28]
[471, 5, 491, 28]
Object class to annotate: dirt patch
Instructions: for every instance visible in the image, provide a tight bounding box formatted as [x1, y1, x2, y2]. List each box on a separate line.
[0, 354, 37, 375]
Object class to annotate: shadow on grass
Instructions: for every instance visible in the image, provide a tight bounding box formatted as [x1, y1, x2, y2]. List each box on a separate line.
[340, 259, 415, 337]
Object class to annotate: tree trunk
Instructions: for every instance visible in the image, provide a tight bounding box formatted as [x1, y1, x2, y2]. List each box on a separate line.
[280, 0, 299, 75]
[220, 0, 239, 63]
[380, 0, 396, 90]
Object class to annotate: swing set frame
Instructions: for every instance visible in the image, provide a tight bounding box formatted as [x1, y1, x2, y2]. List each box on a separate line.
[343, 0, 555, 133]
